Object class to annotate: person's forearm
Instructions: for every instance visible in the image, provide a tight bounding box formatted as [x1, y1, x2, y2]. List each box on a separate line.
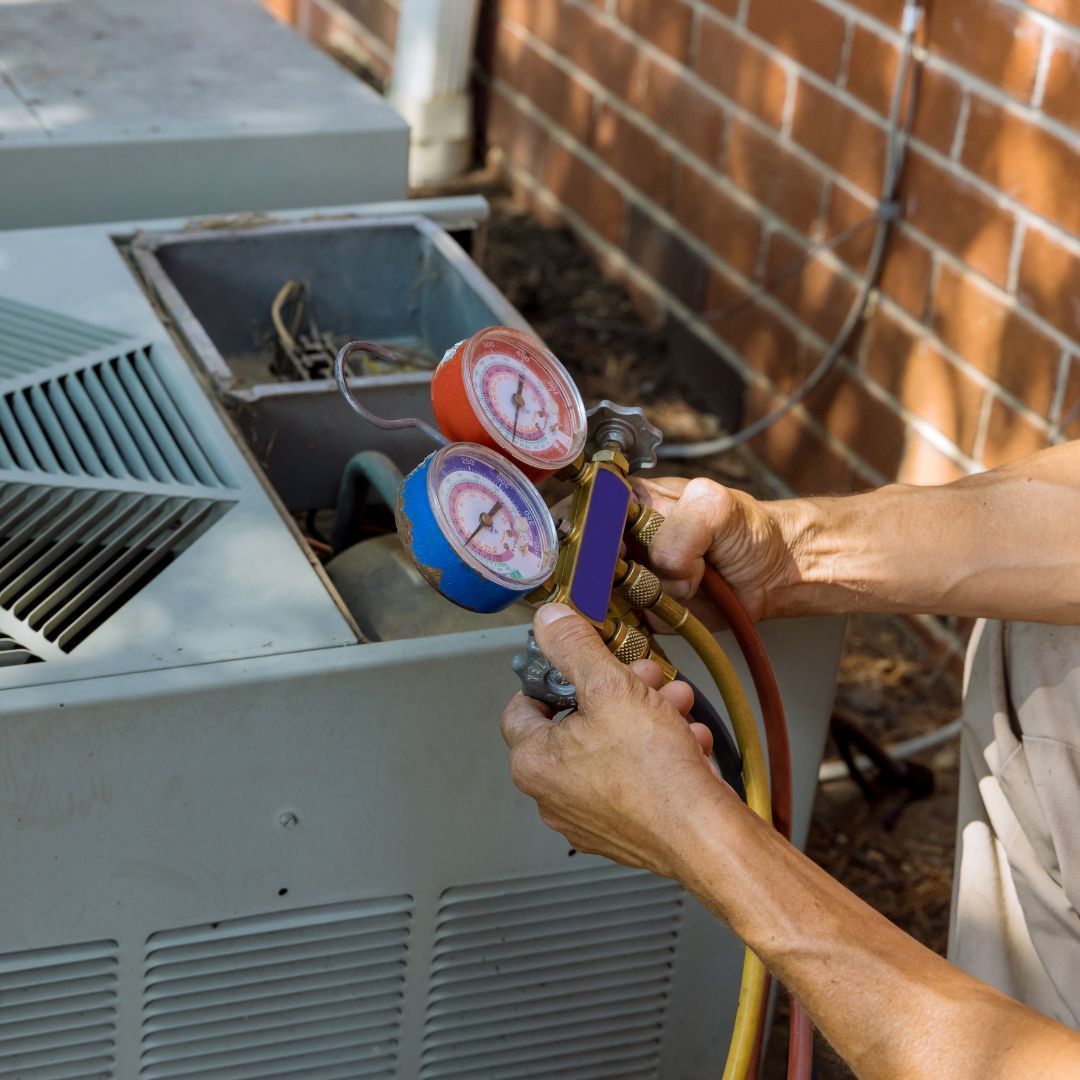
[674, 789, 1080, 1079]
[766, 443, 1080, 622]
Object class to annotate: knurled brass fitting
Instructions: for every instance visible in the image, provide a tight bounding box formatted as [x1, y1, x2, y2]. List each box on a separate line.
[628, 504, 664, 549]
[611, 624, 652, 664]
[616, 561, 662, 609]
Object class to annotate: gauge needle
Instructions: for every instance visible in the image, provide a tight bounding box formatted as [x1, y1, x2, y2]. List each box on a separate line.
[510, 377, 525, 444]
[465, 500, 503, 546]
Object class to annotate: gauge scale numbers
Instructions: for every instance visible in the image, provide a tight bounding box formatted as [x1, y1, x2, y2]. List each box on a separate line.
[462, 331, 586, 471]
[431, 448, 555, 588]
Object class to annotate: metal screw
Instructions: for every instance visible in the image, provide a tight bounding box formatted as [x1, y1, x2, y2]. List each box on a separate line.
[278, 811, 299, 829]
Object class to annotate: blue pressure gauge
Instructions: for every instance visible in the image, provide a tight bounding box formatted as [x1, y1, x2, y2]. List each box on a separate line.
[395, 443, 558, 613]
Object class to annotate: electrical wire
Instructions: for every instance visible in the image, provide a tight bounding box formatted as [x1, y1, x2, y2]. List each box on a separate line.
[659, 2, 924, 462]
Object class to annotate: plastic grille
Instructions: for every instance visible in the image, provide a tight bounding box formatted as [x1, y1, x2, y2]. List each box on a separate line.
[0, 296, 128, 379]
[1, 348, 230, 489]
[0, 631, 39, 667]
[0, 938, 119, 1079]
[141, 897, 413, 1080]
[0, 481, 232, 651]
[420, 865, 683, 1079]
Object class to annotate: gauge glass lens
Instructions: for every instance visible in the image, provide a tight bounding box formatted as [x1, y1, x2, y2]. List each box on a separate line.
[428, 444, 557, 588]
[463, 329, 586, 468]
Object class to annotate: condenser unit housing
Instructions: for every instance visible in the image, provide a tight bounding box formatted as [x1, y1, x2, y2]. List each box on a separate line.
[0, 209, 844, 1079]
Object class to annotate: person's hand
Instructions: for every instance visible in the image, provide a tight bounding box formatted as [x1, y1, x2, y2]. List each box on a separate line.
[500, 603, 739, 879]
[632, 476, 799, 622]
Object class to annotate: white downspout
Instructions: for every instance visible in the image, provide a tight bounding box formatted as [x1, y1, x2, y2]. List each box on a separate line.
[390, 0, 482, 186]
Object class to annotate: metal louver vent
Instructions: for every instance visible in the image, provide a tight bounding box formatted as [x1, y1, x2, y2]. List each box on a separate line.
[0, 296, 129, 378]
[0, 631, 39, 667]
[0, 938, 119, 1079]
[141, 896, 413, 1080]
[1, 347, 231, 489]
[0, 481, 232, 651]
[420, 865, 684, 1080]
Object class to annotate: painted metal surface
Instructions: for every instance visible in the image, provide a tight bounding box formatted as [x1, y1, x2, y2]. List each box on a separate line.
[0, 0, 408, 228]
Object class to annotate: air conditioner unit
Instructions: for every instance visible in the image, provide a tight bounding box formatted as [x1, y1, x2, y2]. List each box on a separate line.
[0, 210, 843, 1078]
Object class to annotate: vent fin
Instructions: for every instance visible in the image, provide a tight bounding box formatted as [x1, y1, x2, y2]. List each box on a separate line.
[141, 897, 412, 1080]
[0, 938, 118, 1079]
[0, 296, 128, 379]
[419, 865, 683, 1080]
[1, 348, 231, 490]
[0, 482, 232, 652]
[0, 631, 39, 667]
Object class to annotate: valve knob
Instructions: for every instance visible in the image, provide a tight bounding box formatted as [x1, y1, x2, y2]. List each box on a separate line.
[511, 631, 578, 712]
[585, 401, 663, 472]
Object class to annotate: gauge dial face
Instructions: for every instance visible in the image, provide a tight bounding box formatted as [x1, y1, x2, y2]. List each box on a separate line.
[428, 444, 557, 588]
[462, 329, 587, 470]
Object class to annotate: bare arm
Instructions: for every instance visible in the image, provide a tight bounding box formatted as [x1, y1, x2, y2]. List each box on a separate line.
[636, 442, 1080, 624]
[502, 606, 1080, 1079]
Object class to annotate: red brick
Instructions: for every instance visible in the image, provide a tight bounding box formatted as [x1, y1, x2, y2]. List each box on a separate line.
[746, 0, 847, 82]
[1024, 0, 1080, 30]
[841, 0, 906, 26]
[862, 306, 984, 453]
[1017, 228, 1080, 345]
[704, 273, 809, 392]
[487, 89, 550, 176]
[900, 152, 1015, 287]
[896, 432, 970, 486]
[744, 384, 873, 494]
[726, 120, 826, 233]
[558, 3, 642, 98]
[1043, 39, 1080, 133]
[624, 205, 709, 308]
[337, 0, 398, 47]
[491, 0, 560, 47]
[792, 81, 888, 197]
[694, 17, 790, 129]
[700, 0, 739, 13]
[846, 36, 964, 155]
[982, 399, 1050, 468]
[962, 98, 1080, 238]
[804, 367, 908, 477]
[631, 54, 726, 162]
[672, 162, 763, 277]
[1060, 358, 1080, 438]
[592, 105, 675, 205]
[544, 143, 626, 243]
[616, 0, 694, 61]
[925, 0, 1043, 100]
[930, 263, 1062, 415]
[761, 234, 860, 340]
[490, 27, 594, 143]
[824, 186, 934, 318]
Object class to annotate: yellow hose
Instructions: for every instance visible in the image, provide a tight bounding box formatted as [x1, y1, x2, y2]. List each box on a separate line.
[652, 594, 771, 1080]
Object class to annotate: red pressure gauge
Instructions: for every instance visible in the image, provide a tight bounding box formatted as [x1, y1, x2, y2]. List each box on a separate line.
[431, 327, 587, 479]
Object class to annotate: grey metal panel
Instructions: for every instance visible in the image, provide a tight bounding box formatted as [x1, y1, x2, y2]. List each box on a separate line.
[0, 616, 842, 1078]
[0, 0, 408, 229]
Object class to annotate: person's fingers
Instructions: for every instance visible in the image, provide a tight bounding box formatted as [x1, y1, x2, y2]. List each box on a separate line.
[688, 721, 714, 757]
[500, 692, 555, 749]
[631, 475, 689, 512]
[532, 604, 634, 704]
[657, 679, 695, 717]
[649, 478, 738, 598]
[627, 658, 665, 689]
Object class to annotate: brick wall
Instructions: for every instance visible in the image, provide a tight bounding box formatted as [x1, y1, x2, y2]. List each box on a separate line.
[268, 0, 1080, 495]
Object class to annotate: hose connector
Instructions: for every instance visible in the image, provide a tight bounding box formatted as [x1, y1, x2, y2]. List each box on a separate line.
[615, 560, 662, 609]
[627, 503, 664, 549]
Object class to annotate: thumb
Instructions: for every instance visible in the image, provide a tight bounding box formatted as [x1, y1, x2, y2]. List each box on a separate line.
[532, 604, 631, 705]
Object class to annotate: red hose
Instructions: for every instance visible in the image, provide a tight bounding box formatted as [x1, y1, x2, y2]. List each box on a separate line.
[700, 567, 813, 1080]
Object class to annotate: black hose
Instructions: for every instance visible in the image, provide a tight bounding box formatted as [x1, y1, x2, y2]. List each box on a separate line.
[677, 674, 746, 802]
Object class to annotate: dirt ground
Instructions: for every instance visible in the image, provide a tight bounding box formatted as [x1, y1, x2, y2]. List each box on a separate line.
[479, 198, 964, 1078]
